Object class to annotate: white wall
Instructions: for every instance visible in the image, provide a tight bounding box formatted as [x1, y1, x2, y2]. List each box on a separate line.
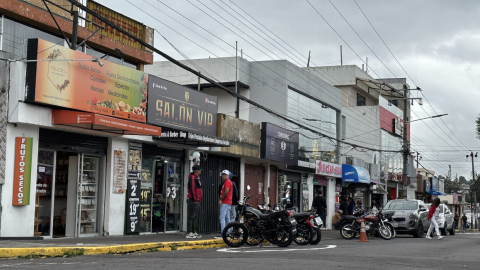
[1, 123, 39, 237]
[103, 137, 129, 236]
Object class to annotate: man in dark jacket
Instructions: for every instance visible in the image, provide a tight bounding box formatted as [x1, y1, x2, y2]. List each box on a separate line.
[186, 165, 202, 239]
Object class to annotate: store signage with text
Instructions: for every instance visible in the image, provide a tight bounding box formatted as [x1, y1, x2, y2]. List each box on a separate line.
[13, 137, 33, 206]
[154, 128, 230, 146]
[127, 179, 141, 233]
[315, 160, 342, 177]
[25, 39, 148, 122]
[260, 122, 299, 165]
[147, 75, 218, 137]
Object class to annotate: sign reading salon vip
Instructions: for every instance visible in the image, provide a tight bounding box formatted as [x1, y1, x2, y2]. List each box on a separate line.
[260, 122, 299, 165]
[147, 75, 218, 137]
[13, 137, 33, 206]
[25, 39, 148, 122]
[126, 179, 141, 233]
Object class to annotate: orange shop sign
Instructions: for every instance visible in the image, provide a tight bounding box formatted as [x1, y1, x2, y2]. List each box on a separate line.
[13, 137, 33, 206]
[25, 39, 148, 123]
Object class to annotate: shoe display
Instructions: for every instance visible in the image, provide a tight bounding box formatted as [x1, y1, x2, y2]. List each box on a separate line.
[186, 232, 196, 239]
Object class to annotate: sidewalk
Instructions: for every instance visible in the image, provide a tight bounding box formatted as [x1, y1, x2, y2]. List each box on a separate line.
[0, 230, 342, 259]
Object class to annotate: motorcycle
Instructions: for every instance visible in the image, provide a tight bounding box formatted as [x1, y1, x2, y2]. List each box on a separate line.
[222, 186, 298, 248]
[340, 208, 393, 240]
[291, 209, 323, 245]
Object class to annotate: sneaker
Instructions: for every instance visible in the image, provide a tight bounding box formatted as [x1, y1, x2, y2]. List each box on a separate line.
[186, 232, 197, 239]
[438, 236, 444, 240]
[194, 233, 202, 239]
[425, 236, 432, 239]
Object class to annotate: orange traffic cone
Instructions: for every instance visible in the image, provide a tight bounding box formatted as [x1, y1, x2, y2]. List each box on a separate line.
[358, 219, 369, 242]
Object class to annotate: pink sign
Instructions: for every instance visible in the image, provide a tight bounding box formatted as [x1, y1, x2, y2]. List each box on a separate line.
[315, 160, 342, 177]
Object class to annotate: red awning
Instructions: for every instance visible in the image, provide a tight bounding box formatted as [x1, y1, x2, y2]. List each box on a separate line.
[52, 110, 161, 136]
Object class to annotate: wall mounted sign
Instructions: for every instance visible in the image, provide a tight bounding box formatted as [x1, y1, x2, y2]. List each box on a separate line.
[315, 160, 342, 178]
[128, 142, 142, 179]
[260, 122, 299, 165]
[147, 75, 218, 137]
[113, 150, 126, 194]
[13, 137, 33, 206]
[26, 39, 148, 122]
[126, 179, 141, 233]
[153, 128, 230, 147]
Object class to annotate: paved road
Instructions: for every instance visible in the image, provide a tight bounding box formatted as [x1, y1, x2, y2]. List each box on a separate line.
[2, 233, 480, 269]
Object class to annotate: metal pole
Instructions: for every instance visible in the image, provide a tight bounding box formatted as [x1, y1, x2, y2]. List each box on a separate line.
[471, 152, 477, 229]
[198, 71, 201, 92]
[307, 51, 311, 67]
[402, 85, 409, 188]
[71, 10, 79, 50]
[340, 45, 343, 65]
[235, 41, 239, 118]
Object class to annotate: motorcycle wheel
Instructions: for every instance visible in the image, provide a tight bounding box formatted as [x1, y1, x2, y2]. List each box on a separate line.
[222, 223, 248, 248]
[246, 226, 265, 246]
[386, 223, 396, 239]
[273, 227, 294, 247]
[340, 224, 356, 240]
[309, 227, 322, 245]
[378, 225, 393, 240]
[293, 223, 313, 245]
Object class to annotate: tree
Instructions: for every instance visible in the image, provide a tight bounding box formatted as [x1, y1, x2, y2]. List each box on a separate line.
[459, 176, 468, 185]
[445, 177, 461, 193]
[476, 114, 480, 139]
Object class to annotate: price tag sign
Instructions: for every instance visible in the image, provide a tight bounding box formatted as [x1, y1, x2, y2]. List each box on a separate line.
[126, 179, 141, 233]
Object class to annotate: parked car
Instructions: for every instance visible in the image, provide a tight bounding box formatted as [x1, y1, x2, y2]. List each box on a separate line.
[425, 203, 455, 235]
[383, 199, 430, 238]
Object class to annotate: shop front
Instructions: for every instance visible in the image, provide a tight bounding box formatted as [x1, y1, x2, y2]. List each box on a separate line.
[341, 164, 371, 210]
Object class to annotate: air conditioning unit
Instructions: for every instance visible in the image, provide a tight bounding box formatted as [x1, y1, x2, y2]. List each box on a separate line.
[280, 175, 287, 186]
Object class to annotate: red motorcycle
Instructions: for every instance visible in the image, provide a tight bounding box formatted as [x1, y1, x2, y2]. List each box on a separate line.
[340, 209, 393, 240]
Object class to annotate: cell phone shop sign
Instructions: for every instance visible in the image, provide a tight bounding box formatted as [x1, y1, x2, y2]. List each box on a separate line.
[13, 137, 33, 206]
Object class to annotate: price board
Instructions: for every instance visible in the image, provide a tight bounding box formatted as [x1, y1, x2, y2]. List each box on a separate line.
[126, 179, 141, 233]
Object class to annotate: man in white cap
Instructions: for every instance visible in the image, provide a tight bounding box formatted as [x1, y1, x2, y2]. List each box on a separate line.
[218, 170, 233, 236]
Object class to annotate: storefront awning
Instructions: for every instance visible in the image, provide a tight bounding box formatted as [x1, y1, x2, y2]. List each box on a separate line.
[429, 190, 447, 196]
[52, 110, 162, 136]
[342, 164, 370, 184]
[153, 127, 230, 147]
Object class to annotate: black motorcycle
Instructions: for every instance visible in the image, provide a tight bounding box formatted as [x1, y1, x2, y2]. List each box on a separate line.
[222, 194, 298, 248]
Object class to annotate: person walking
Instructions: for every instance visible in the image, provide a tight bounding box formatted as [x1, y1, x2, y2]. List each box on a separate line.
[462, 213, 468, 233]
[186, 165, 203, 239]
[426, 198, 444, 240]
[217, 170, 233, 237]
[312, 188, 327, 228]
[348, 197, 356, 215]
[454, 214, 459, 230]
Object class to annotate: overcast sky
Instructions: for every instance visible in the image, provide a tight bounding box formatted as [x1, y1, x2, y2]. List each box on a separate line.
[97, 0, 480, 179]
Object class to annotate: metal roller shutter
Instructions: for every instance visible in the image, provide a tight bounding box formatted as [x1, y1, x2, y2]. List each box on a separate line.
[39, 128, 108, 155]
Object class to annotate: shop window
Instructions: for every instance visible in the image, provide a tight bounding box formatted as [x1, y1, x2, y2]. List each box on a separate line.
[357, 93, 366, 106]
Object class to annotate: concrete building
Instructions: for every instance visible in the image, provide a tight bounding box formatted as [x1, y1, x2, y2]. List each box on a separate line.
[305, 65, 416, 207]
[146, 57, 343, 229]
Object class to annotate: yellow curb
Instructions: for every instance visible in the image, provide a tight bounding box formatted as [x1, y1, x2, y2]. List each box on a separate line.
[0, 239, 226, 258]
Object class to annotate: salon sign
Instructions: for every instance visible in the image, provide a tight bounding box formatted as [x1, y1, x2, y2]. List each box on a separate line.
[315, 160, 342, 178]
[13, 137, 33, 206]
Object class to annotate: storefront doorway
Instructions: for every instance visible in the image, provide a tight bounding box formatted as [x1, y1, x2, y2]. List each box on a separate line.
[36, 150, 104, 238]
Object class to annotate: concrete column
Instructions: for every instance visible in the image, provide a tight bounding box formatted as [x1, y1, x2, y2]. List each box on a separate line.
[103, 137, 128, 236]
[307, 174, 314, 211]
[264, 163, 270, 206]
[239, 158, 246, 199]
[326, 177, 336, 230]
[1, 124, 39, 237]
[396, 183, 399, 199]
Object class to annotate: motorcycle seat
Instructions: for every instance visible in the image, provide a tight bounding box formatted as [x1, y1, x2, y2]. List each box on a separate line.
[343, 215, 364, 220]
[257, 210, 285, 220]
[292, 212, 311, 218]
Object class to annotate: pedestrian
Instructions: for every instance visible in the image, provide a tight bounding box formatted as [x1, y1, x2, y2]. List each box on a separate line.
[371, 202, 378, 215]
[229, 172, 239, 221]
[312, 188, 327, 228]
[216, 170, 233, 238]
[454, 214, 459, 230]
[462, 213, 468, 233]
[426, 198, 444, 240]
[340, 197, 349, 215]
[186, 165, 203, 239]
[348, 197, 356, 215]
[332, 210, 343, 229]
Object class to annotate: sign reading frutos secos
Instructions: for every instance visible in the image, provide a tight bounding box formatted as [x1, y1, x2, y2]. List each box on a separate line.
[13, 137, 33, 206]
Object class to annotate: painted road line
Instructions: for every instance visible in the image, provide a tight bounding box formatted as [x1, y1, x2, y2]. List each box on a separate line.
[217, 245, 337, 253]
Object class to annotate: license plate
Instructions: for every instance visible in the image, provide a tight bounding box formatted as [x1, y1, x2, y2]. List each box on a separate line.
[290, 218, 298, 225]
[391, 222, 398, 228]
[314, 217, 322, 225]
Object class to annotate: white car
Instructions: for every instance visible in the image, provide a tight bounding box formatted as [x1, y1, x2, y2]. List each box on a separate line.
[425, 203, 455, 235]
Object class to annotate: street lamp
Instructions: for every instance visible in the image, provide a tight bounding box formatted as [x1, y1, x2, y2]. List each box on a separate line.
[407, 114, 448, 123]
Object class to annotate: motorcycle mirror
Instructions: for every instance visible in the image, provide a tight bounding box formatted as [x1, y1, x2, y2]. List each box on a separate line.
[247, 185, 251, 190]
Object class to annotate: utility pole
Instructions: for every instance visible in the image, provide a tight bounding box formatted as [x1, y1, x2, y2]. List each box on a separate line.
[71, 10, 79, 50]
[415, 152, 422, 168]
[402, 85, 409, 189]
[198, 71, 201, 92]
[235, 41, 239, 118]
[469, 152, 477, 229]
[340, 45, 343, 65]
[307, 51, 311, 67]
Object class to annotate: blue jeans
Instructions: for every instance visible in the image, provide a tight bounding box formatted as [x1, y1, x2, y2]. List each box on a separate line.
[220, 204, 232, 232]
[231, 205, 237, 221]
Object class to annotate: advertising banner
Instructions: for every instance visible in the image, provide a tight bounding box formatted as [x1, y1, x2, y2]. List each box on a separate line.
[126, 179, 141, 233]
[432, 177, 438, 191]
[26, 39, 148, 122]
[315, 160, 342, 178]
[128, 142, 142, 179]
[113, 150, 127, 194]
[260, 122, 299, 165]
[147, 75, 218, 137]
[13, 137, 33, 206]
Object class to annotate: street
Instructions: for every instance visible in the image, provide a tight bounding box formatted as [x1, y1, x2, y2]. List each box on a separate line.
[1, 233, 479, 270]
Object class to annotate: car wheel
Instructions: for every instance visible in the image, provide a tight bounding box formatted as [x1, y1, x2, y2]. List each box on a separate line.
[449, 223, 455, 235]
[413, 221, 424, 238]
[441, 223, 447, 236]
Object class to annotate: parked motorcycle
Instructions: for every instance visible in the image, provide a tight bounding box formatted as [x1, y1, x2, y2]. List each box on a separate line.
[340, 209, 393, 240]
[291, 209, 323, 245]
[222, 186, 298, 248]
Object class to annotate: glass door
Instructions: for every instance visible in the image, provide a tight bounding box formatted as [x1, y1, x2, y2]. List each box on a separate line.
[36, 150, 56, 237]
[152, 160, 183, 232]
[77, 155, 99, 236]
